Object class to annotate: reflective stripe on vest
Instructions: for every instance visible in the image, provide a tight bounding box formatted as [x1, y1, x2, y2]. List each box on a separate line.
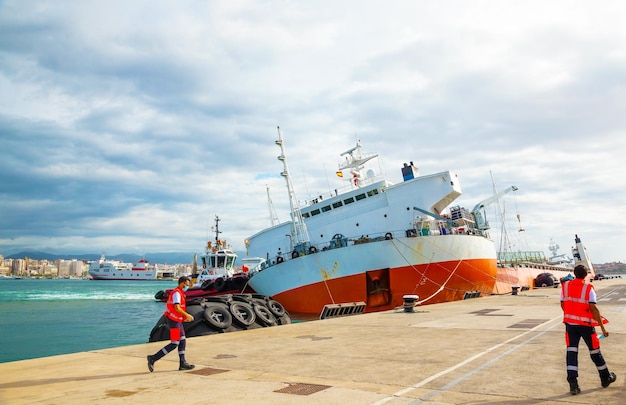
[562, 279, 598, 326]
[164, 287, 186, 322]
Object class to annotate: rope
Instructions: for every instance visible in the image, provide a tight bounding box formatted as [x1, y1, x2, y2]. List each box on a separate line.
[387, 238, 464, 306]
[388, 235, 497, 305]
[314, 253, 337, 305]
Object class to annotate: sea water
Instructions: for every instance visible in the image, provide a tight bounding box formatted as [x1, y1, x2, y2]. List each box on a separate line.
[0, 278, 169, 363]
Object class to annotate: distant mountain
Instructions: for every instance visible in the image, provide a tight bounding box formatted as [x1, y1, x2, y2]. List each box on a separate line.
[5, 251, 200, 265]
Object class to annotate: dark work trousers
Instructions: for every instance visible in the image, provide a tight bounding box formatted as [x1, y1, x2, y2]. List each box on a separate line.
[565, 323, 610, 382]
[152, 318, 187, 363]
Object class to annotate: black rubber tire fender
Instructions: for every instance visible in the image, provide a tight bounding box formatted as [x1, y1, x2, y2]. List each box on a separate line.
[214, 277, 226, 292]
[229, 302, 256, 327]
[266, 299, 286, 318]
[203, 304, 232, 329]
[253, 304, 277, 326]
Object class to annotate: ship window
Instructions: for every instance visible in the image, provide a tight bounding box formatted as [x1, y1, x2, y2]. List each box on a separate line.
[355, 193, 366, 201]
[344, 197, 355, 204]
[302, 212, 310, 218]
[332, 201, 343, 208]
[367, 188, 379, 197]
[311, 208, 321, 216]
[321, 205, 332, 212]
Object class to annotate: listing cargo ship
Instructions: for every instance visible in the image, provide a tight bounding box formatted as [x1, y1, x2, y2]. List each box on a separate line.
[245, 128, 502, 316]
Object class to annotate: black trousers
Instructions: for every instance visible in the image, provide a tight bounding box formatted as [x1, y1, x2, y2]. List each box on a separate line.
[565, 323, 610, 382]
[152, 319, 187, 362]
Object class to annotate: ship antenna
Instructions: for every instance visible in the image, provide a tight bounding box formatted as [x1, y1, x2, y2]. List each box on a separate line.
[276, 126, 310, 250]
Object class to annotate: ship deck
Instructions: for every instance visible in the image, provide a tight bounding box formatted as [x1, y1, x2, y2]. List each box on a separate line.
[1, 278, 625, 404]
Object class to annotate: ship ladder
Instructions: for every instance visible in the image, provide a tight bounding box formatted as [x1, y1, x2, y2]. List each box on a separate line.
[320, 302, 366, 320]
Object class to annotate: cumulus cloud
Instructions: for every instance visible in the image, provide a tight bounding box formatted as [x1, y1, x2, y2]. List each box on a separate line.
[1, 0, 625, 263]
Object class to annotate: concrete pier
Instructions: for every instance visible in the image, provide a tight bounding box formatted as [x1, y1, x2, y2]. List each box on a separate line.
[1, 278, 624, 404]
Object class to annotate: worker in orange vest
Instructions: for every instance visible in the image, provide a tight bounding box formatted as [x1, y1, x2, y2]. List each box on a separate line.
[147, 276, 195, 372]
[561, 265, 616, 395]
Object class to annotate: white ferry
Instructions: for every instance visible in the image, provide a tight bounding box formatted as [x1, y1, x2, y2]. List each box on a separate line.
[88, 255, 157, 280]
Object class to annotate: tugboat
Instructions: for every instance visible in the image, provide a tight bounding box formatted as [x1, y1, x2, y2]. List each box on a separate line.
[154, 216, 256, 302]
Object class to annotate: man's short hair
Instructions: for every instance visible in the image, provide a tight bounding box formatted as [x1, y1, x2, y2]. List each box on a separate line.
[178, 276, 191, 284]
[574, 265, 587, 279]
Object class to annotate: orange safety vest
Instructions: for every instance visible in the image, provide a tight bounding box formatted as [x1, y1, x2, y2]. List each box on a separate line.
[562, 279, 599, 326]
[164, 287, 186, 322]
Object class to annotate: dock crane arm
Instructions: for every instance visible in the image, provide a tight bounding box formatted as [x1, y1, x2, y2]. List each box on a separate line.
[472, 185, 518, 231]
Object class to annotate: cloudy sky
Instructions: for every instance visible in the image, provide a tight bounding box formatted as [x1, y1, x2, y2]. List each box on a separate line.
[1, 1, 624, 263]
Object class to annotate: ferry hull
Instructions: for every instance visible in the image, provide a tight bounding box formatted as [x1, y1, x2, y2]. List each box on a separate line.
[248, 234, 498, 315]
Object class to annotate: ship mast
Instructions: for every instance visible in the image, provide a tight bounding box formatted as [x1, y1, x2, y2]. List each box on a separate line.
[211, 215, 223, 247]
[276, 126, 310, 251]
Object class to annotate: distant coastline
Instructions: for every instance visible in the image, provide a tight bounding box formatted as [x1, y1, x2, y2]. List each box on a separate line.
[2, 250, 202, 264]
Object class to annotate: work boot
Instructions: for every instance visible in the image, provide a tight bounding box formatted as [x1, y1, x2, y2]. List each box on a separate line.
[567, 377, 580, 395]
[601, 372, 617, 388]
[147, 355, 155, 373]
[179, 361, 195, 371]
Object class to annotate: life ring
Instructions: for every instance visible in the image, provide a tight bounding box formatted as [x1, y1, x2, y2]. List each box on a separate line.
[266, 299, 286, 317]
[229, 302, 256, 327]
[276, 256, 284, 264]
[203, 305, 232, 329]
[253, 304, 277, 326]
[308, 246, 318, 254]
[292, 250, 300, 259]
[213, 277, 226, 292]
[385, 232, 393, 240]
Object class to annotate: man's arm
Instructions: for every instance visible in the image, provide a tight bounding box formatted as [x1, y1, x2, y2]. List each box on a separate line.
[590, 303, 608, 337]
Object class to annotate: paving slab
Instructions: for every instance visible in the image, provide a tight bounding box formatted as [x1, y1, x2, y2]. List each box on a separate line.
[1, 278, 624, 404]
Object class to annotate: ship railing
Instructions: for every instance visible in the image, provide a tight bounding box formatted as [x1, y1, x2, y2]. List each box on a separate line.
[265, 226, 484, 268]
[299, 174, 386, 208]
[411, 218, 486, 238]
[498, 251, 547, 265]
